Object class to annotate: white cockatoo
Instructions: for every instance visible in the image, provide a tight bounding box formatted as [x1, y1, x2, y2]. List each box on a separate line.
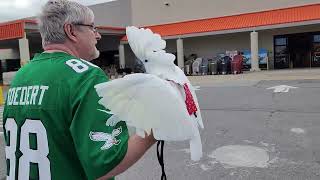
[95, 26, 204, 161]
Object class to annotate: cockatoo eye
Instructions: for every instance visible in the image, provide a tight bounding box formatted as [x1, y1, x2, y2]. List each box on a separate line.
[145, 60, 148, 63]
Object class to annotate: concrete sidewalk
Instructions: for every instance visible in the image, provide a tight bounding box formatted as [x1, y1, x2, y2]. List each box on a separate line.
[2, 68, 320, 90]
[188, 68, 320, 86]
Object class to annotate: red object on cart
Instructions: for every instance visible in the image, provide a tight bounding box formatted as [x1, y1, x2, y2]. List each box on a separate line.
[231, 55, 243, 74]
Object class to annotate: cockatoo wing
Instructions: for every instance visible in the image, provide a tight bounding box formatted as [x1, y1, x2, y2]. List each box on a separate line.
[95, 73, 197, 141]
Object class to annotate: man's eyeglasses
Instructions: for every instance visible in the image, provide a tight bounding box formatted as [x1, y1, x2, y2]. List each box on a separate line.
[73, 23, 98, 32]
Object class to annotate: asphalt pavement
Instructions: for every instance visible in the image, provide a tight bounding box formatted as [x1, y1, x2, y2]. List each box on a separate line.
[2, 69, 320, 179]
[117, 78, 320, 180]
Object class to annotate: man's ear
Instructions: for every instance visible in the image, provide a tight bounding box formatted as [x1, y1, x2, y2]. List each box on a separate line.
[64, 24, 78, 42]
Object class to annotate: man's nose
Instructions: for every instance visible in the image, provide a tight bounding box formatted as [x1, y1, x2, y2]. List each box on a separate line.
[96, 32, 102, 40]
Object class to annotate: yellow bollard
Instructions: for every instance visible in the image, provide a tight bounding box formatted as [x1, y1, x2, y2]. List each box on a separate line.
[0, 86, 4, 105]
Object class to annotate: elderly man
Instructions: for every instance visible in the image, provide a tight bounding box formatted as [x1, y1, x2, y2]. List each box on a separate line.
[2, 0, 156, 180]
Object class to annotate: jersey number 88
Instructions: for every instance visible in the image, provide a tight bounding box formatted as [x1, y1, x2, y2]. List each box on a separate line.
[5, 118, 51, 180]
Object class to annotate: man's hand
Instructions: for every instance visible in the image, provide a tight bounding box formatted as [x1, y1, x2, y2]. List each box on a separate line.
[97, 132, 156, 180]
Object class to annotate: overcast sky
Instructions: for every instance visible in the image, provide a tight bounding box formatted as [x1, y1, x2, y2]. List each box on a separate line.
[0, 0, 117, 23]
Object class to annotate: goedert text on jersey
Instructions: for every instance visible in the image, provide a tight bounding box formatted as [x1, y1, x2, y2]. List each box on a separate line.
[6, 85, 49, 106]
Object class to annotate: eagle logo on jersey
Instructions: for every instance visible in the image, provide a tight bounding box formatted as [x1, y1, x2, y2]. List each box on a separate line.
[89, 127, 122, 150]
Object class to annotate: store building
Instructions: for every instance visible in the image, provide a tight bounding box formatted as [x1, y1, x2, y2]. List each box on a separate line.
[121, 0, 320, 71]
[1, 0, 320, 81]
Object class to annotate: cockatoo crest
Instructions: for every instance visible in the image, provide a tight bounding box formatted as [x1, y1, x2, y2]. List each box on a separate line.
[126, 26, 176, 77]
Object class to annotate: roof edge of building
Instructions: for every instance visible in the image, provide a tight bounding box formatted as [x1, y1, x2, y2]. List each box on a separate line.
[145, 3, 320, 28]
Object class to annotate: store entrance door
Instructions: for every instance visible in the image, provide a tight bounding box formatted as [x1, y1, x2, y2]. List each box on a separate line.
[311, 34, 320, 67]
[288, 34, 311, 68]
[274, 33, 313, 69]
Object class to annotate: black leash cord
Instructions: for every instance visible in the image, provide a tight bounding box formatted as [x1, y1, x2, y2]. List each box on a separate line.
[157, 140, 167, 180]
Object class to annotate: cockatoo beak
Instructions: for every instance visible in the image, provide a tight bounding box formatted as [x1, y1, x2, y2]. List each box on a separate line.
[133, 57, 146, 73]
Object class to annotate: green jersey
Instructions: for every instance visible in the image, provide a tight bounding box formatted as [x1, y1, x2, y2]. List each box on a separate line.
[3, 52, 128, 180]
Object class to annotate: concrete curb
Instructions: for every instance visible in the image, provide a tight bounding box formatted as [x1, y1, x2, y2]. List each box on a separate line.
[188, 68, 320, 86]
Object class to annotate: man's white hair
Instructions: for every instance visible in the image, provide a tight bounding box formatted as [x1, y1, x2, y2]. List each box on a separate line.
[38, 0, 94, 46]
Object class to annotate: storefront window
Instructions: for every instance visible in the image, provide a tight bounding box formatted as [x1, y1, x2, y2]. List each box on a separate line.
[275, 38, 287, 46]
[275, 46, 287, 55]
[313, 35, 320, 43]
[274, 36, 289, 69]
[312, 35, 320, 65]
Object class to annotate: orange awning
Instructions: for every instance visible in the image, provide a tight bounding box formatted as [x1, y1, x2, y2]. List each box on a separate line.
[0, 20, 25, 40]
[121, 3, 320, 41]
[0, 20, 37, 40]
[0, 19, 124, 40]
